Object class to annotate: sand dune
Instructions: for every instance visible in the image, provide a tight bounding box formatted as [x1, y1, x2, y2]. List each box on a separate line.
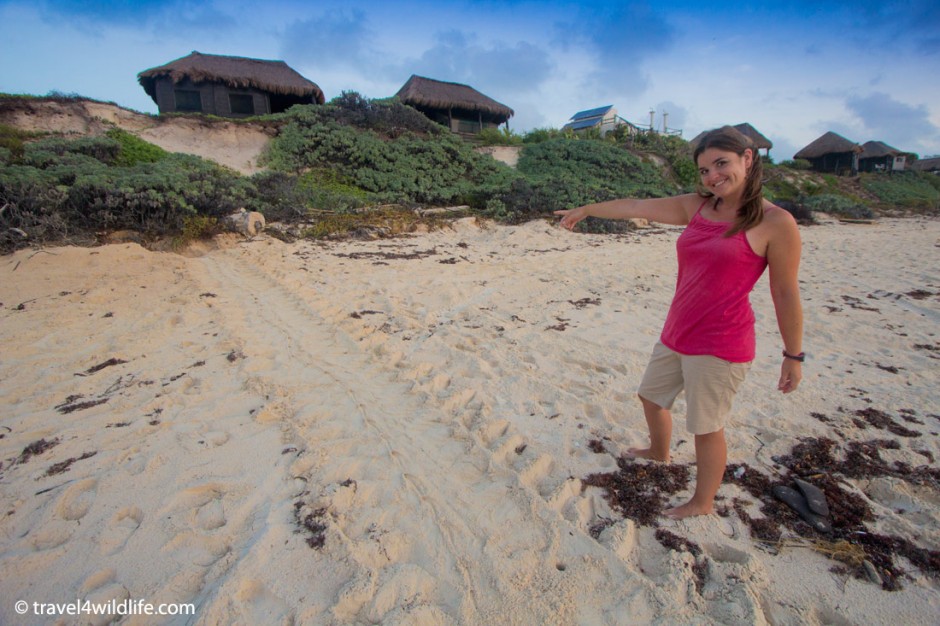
[1, 217, 938, 624]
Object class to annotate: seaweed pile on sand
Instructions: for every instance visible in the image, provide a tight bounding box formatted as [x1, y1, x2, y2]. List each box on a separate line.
[583, 424, 940, 591]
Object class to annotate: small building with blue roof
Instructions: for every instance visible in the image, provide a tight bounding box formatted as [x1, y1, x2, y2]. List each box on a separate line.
[562, 105, 637, 137]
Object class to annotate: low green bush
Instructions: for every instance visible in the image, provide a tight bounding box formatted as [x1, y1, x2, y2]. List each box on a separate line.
[780, 158, 811, 170]
[861, 172, 939, 211]
[106, 128, 168, 166]
[485, 138, 674, 227]
[24, 135, 121, 165]
[0, 146, 249, 252]
[0, 123, 37, 163]
[477, 127, 524, 146]
[802, 194, 874, 219]
[263, 103, 516, 209]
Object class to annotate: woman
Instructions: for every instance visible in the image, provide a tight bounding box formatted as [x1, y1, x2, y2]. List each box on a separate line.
[555, 126, 803, 519]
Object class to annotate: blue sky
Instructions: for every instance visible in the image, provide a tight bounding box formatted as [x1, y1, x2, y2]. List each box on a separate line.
[2, 0, 938, 160]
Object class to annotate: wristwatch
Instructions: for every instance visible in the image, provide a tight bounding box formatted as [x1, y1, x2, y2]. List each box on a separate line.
[782, 350, 805, 362]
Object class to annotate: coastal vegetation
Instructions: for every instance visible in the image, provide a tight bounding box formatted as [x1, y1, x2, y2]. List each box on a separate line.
[1, 92, 937, 253]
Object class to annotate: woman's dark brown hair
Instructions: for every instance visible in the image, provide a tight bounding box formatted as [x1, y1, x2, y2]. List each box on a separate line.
[693, 126, 764, 236]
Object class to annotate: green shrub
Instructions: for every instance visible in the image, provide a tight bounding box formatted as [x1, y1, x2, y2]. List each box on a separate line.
[173, 214, 220, 249]
[861, 172, 940, 210]
[477, 127, 524, 146]
[319, 92, 443, 137]
[0, 123, 37, 163]
[623, 132, 697, 188]
[105, 128, 168, 166]
[246, 171, 308, 221]
[522, 127, 569, 144]
[0, 146, 250, 252]
[483, 138, 674, 226]
[298, 168, 371, 213]
[803, 194, 874, 219]
[25, 135, 121, 165]
[781, 158, 811, 170]
[263, 103, 516, 209]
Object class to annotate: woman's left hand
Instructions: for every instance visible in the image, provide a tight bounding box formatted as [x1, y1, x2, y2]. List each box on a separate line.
[778, 359, 802, 393]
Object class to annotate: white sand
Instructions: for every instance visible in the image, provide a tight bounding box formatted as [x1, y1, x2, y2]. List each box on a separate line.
[1, 217, 939, 625]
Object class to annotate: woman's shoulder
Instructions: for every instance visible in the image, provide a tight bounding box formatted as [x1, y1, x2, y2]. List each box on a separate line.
[680, 193, 712, 219]
[762, 201, 798, 227]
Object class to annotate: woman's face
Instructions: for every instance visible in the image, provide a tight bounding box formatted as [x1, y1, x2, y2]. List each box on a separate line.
[697, 147, 752, 200]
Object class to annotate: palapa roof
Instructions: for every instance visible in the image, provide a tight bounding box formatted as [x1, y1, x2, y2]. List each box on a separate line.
[732, 123, 772, 150]
[912, 156, 940, 171]
[138, 51, 324, 104]
[395, 75, 513, 120]
[689, 123, 772, 151]
[794, 131, 862, 159]
[860, 140, 901, 159]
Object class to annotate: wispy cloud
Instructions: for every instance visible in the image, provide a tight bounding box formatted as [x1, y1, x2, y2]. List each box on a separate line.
[553, 3, 674, 93]
[26, 0, 235, 33]
[849, 0, 940, 56]
[281, 9, 377, 70]
[402, 30, 554, 96]
[846, 92, 940, 151]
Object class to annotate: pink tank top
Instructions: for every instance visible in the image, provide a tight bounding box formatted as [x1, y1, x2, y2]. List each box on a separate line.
[660, 201, 769, 362]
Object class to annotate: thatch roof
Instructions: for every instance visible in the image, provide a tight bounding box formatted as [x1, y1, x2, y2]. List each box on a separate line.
[395, 75, 513, 120]
[138, 51, 324, 104]
[732, 123, 772, 150]
[860, 141, 901, 158]
[794, 131, 862, 159]
[689, 123, 771, 152]
[912, 156, 940, 172]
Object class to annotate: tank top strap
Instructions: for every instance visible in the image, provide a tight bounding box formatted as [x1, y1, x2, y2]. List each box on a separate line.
[693, 198, 712, 219]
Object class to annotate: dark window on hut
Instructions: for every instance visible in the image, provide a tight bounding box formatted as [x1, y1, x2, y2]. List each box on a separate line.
[457, 119, 481, 134]
[229, 94, 255, 115]
[174, 90, 202, 112]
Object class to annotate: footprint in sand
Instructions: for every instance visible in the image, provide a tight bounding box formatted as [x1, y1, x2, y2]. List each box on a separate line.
[28, 521, 75, 551]
[80, 567, 117, 593]
[55, 477, 97, 521]
[163, 531, 231, 567]
[84, 583, 131, 626]
[517, 453, 554, 495]
[164, 483, 230, 531]
[228, 579, 293, 624]
[99, 506, 144, 555]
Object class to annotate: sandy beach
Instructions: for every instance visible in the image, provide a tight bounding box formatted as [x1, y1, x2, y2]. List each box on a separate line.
[1, 215, 938, 625]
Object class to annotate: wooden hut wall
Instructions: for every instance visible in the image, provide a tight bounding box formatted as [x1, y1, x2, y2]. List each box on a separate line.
[859, 156, 892, 173]
[809, 152, 858, 175]
[152, 78, 272, 117]
[412, 105, 502, 134]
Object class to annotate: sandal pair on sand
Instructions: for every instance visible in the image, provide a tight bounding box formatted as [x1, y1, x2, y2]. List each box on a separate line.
[773, 477, 831, 533]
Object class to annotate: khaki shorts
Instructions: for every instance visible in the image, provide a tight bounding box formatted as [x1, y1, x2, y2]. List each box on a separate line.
[637, 342, 751, 435]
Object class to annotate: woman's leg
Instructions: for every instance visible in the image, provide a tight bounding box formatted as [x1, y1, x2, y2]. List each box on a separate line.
[628, 394, 673, 462]
[665, 429, 727, 519]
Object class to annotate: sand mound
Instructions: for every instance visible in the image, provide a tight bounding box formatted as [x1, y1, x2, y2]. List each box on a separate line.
[0, 98, 273, 175]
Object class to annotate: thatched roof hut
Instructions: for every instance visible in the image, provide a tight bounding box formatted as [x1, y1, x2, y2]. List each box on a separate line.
[859, 141, 910, 172]
[794, 131, 862, 174]
[138, 51, 324, 117]
[689, 123, 773, 156]
[732, 123, 772, 152]
[395, 75, 513, 135]
[912, 156, 940, 173]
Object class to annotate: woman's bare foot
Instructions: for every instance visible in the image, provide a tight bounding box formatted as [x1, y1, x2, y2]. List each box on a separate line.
[625, 447, 669, 462]
[663, 501, 713, 519]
